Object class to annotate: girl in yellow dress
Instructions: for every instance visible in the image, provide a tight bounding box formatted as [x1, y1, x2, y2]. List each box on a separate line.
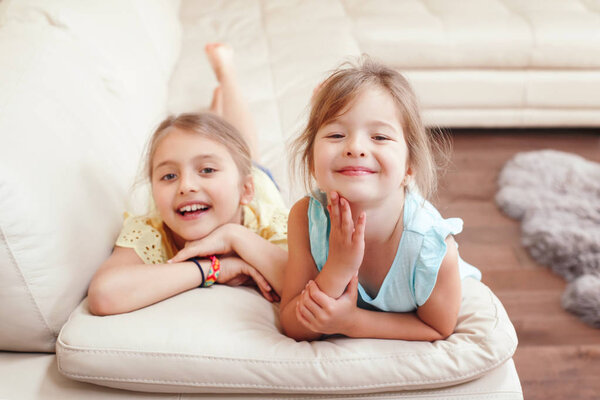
[88, 44, 287, 315]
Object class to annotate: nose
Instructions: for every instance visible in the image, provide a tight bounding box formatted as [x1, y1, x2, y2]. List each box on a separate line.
[178, 171, 198, 195]
[344, 136, 366, 157]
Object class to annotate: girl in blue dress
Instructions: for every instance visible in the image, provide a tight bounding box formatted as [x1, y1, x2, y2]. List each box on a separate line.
[280, 58, 481, 341]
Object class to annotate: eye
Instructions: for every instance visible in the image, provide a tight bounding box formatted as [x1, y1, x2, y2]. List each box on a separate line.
[160, 173, 177, 181]
[372, 134, 389, 141]
[199, 167, 216, 174]
[326, 133, 344, 139]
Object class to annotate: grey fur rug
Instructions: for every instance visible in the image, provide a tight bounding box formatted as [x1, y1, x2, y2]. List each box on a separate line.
[496, 150, 600, 328]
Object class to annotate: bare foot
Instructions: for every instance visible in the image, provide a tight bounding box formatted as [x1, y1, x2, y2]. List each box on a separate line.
[205, 43, 235, 83]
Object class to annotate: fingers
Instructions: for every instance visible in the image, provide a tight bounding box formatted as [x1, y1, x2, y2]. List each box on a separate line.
[306, 280, 333, 306]
[246, 267, 274, 301]
[352, 211, 366, 244]
[327, 191, 340, 228]
[295, 305, 314, 331]
[300, 284, 324, 316]
[168, 246, 195, 264]
[339, 197, 354, 238]
[296, 294, 317, 329]
[328, 191, 355, 238]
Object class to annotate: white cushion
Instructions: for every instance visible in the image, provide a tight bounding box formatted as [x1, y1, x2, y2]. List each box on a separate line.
[0, 0, 181, 352]
[56, 278, 518, 394]
[0, 352, 523, 399]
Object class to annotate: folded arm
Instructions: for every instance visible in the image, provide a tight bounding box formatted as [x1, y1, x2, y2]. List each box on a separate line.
[88, 246, 274, 315]
[288, 236, 462, 341]
[168, 223, 287, 295]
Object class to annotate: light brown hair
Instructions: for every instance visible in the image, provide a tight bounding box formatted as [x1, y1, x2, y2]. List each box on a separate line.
[145, 112, 252, 182]
[290, 57, 449, 200]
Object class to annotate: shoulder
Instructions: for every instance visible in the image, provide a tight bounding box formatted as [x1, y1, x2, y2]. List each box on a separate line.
[404, 192, 463, 237]
[287, 197, 313, 250]
[116, 213, 168, 264]
[117, 214, 162, 243]
[289, 197, 310, 227]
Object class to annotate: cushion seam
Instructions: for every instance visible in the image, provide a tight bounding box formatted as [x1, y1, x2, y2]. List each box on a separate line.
[56, 350, 513, 389]
[0, 220, 55, 341]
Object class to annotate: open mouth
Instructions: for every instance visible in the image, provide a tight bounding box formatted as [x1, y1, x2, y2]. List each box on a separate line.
[177, 203, 211, 217]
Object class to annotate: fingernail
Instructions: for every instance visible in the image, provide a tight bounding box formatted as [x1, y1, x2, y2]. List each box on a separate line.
[167, 259, 173, 264]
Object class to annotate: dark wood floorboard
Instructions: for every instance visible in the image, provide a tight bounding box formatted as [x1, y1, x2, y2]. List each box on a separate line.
[436, 130, 600, 400]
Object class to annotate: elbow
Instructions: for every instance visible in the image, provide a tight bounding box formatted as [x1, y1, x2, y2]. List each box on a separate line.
[431, 323, 456, 341]
[280, 316, 303, 341]
[279, 305, 319, 342]
[283, 328, 319, 342]
[87, 293, 111, 316]
[87, 280, 120, 316]
[281, 323, 313, 342]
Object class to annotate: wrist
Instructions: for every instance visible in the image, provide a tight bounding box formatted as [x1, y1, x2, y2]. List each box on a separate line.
[315, 264, 354, 298]
[224, 223, 243, 252]
[188, 256, 220, 287]
[340, 308, 361, 337]
[322, 260, 357, 284]
[188, 258, 207, 287]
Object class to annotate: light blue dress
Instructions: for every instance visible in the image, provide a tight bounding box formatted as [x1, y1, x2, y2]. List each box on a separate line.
[308, 191, 482, 312]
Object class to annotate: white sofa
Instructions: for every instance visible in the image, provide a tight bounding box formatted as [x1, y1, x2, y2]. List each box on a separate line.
[5, 0, 598, 398]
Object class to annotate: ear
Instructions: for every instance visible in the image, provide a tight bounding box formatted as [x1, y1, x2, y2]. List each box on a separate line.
[239, 174, 254, 205]
[402, 166, 413, 187]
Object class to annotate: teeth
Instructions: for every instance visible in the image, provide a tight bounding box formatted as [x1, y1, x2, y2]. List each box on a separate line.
[179, 204, 208, 213]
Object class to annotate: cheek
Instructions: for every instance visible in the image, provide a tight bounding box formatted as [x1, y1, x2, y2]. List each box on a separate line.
[311, 145, 331, 175]
[151, 184, 171, 211]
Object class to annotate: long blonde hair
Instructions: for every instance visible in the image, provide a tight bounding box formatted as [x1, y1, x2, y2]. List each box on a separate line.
[290, 57, 449, 201]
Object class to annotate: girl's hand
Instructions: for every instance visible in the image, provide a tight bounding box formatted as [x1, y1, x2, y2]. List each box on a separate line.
[219, 256, 280, 302]
[326, 191, 366, 275]
[168, 224, 238, 263]
[295, 276, 359, 335]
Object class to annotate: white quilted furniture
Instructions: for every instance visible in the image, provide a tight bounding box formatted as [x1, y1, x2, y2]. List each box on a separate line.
[5, 0, 599, 398]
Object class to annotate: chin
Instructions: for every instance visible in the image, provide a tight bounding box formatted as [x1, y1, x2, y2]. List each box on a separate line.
[172, 226, 209, 243]
[334, 188, 374, 204]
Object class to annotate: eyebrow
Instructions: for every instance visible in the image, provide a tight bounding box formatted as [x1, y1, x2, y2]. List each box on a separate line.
[325, 119, 399, 132]
[153, 154, 221, 171]
[366, 120, 399, 131]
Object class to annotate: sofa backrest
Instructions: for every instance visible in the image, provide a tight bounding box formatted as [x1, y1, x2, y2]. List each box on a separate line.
[0, 0, 181, 352]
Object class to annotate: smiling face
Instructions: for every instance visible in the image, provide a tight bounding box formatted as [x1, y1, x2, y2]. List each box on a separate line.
[312, 85, 411, 205]
[150, 127, 253, 248]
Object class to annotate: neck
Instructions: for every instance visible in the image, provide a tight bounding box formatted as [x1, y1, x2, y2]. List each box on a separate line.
[348, 190, 406, 244]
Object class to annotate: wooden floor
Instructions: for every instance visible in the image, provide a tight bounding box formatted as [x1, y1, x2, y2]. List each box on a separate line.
[435, 129, 600, 400]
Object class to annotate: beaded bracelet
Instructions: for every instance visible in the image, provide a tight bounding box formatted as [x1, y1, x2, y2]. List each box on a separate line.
[203, 255, 220, 287]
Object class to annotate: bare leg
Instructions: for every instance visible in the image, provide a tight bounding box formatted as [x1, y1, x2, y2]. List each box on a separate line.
[209, 86, 223, 115]
[205, 43, 259, 160]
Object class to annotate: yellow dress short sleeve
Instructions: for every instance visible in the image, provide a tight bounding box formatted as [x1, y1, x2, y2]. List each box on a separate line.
[243, 167, 289, 250]
[115, 213, 176, 264]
